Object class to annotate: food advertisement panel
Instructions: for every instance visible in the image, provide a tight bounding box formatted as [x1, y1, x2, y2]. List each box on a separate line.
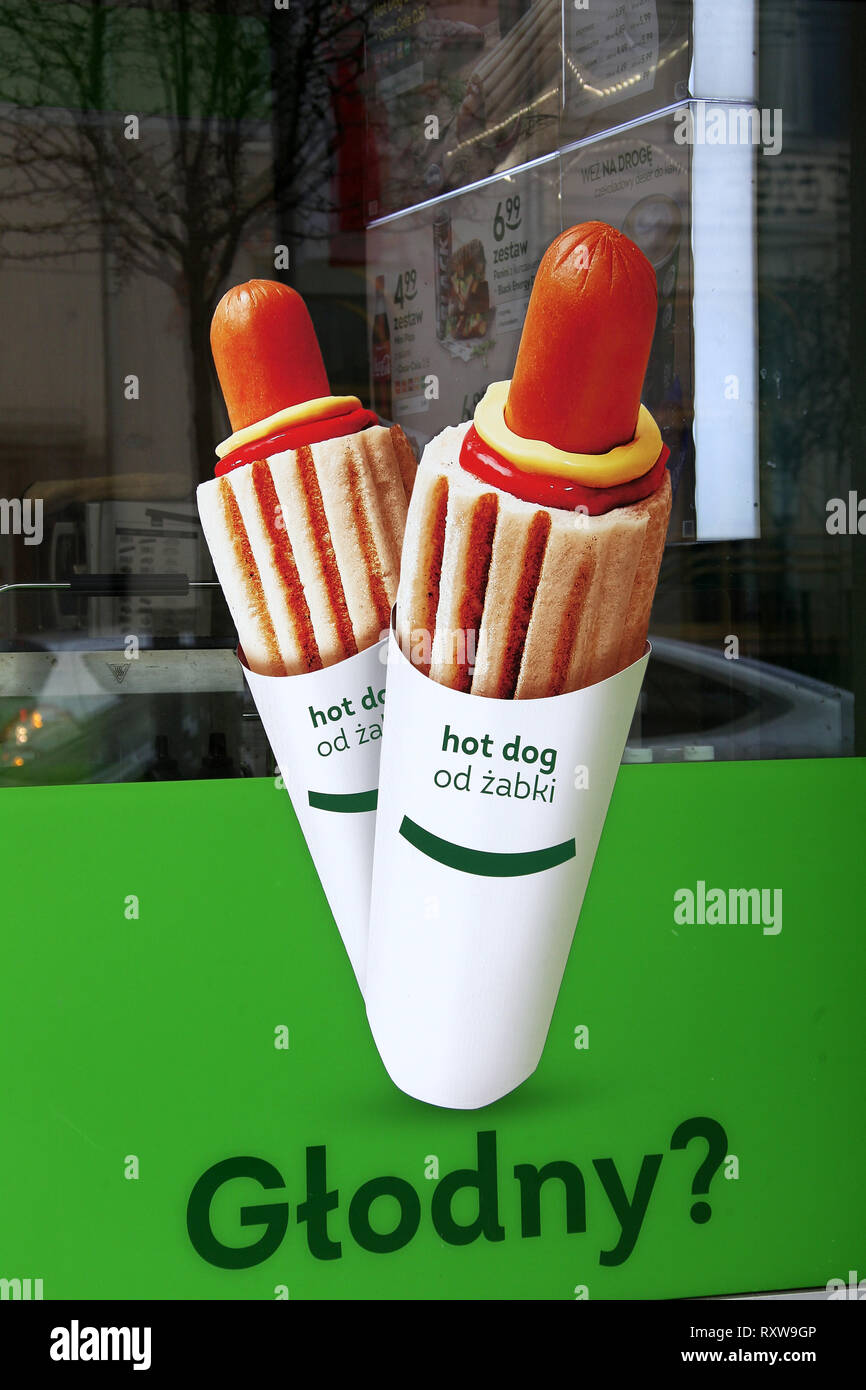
[366, 160, 560, 450]
[0, 0, 861, 1351]
[562, 0, 693, 144]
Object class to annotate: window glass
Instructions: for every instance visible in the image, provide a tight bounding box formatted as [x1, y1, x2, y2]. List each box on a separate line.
[0, 1, 857, 784]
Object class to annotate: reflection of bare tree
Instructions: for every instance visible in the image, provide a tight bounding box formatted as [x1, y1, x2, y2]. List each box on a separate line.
[0, 0, 370, 480]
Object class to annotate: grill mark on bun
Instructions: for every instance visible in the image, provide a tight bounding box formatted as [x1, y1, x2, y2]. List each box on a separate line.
[417, 475, 449, 678]
[550, 555, 595, 696]
[456, 492, 498, 693]
[389, 423, 418, 504]
[295, 444, 358, 659]
[251, 460, 322, 672]
[498, 511, 552, 699]
[346, 449, 392, 631]
[219, 476, 282, 672]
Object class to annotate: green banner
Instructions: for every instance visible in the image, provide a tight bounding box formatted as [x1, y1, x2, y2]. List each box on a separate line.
[1, 758, 863, 1299]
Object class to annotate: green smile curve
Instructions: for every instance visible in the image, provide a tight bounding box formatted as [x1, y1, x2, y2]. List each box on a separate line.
[308, 789, 378, 813]
[398, 815, 576, 877]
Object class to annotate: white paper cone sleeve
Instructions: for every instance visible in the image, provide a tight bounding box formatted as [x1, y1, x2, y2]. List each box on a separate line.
[365, 627, 649, 1109]
[241, 640, 388, 990]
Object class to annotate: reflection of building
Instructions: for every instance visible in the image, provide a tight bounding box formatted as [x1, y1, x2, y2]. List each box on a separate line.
[0, 107, 273, 634]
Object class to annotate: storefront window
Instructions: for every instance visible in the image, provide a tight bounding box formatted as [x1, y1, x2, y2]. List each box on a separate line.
[0, 0, 858, 784]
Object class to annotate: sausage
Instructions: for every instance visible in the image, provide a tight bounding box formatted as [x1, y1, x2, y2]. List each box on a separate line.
[504, 222, 658, 456]
[210, 280, 330, 432]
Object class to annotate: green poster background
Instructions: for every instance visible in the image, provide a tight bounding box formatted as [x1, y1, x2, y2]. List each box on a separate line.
[1, 758, 863, 1300]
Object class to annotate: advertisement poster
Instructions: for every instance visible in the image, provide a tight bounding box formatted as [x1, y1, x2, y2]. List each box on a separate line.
[0, 0, 863, 1361]
[561, 113, 697, 539]
[365, 0, 563, 218]
[366, 161, 559, 450]
[564, 0, 669, 127]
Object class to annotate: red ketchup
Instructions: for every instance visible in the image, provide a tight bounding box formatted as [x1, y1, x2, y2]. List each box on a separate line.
[215, 407, 377, 477]
[459, 427, 669, 514]
[210, 279, 376, 477]
[462, 222, 667, 512]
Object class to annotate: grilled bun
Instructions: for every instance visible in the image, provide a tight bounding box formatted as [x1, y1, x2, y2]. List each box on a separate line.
[397, 422, 670, 697]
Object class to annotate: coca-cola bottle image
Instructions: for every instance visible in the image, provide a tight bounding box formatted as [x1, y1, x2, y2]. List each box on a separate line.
[371, 275, 392, 422]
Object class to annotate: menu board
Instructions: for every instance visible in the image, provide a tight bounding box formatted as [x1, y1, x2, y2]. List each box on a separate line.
[365, 3, 759, 220]
[562, 0, 692, 145]
[366, 160, 560, 450]
[567, 0, 661, 116]
[365, 1, 562, 219]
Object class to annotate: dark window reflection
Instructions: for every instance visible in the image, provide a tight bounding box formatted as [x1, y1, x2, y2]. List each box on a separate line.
[0, 1, 859, 783]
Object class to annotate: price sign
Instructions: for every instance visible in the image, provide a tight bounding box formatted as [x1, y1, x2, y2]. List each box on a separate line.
[493, 196, 522, 243]
[394, 269, 418, 307]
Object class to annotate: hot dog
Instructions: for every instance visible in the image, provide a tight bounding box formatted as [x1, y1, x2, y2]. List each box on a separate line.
[396, 220, 671, 698]
[197, 279, 417, 677]
[505, 221, 658, 456]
